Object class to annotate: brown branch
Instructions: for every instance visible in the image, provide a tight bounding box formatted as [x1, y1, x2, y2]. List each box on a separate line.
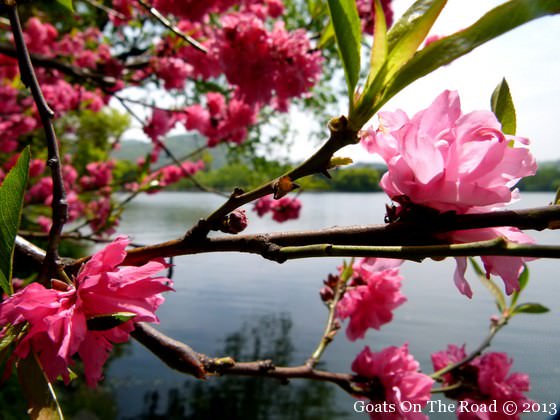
[7, 4, 68, 283]
[63, 204, 558, 270]
[136, 0, 207, 53]
[131, 322, 359, 395]
[0, 42, 118, 88]
[185, 116, 359, 237]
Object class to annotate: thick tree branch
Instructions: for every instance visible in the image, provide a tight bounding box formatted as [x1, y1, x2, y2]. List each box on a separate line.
[64, 205, 559, 270]
[7, 4, 68, 282]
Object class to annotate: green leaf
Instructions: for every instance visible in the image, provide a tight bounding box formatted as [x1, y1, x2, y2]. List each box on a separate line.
[509, 264, 529, 308]
[17, 353, 64, 420]
[470, 258, 506, 313]
[0, 147, 30, 296]
[55, 0, 74, 12]
[380, 0, 560, 113]
[326, 0, 362, 110]
[353, 0, 446, 128]
[491, 78, 517, 135]
[512, 302, 550, 315]
[86, 312, 137, 331]
[318, 20, 335, 48]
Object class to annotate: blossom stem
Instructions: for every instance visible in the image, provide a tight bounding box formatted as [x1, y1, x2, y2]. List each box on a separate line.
[7, 4, 68, 283]
[306, 261, 353, 367]
[431, 319, 506, 380]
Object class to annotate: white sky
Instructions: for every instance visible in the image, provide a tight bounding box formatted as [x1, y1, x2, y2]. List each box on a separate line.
[119, 0, 560, 163]
[311, 0, 560, 163]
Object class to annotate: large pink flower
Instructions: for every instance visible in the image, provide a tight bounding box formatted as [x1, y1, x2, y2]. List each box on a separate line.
[352, 344, 434, 419]
[337, 258, 406, 340]
[361, 90, 536, 214]
[361, 90, 537, 297]
[0, 236, 172, 386]
[432, 346, 531, 419]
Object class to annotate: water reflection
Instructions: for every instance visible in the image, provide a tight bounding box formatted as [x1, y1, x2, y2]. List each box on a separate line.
[126, 314, 344, 420]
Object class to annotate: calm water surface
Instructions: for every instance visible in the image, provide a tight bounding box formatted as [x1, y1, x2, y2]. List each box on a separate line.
[105, 192, 559, 419]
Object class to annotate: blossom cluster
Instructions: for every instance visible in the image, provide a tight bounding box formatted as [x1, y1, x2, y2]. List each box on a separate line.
[361, 90, 537, 297]
[0, 236, 173, 386]
[432, 345, 531, 419]
[252, 194, 302, 222]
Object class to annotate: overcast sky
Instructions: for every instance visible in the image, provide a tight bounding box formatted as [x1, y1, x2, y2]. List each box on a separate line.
[322, 0, 560, 163]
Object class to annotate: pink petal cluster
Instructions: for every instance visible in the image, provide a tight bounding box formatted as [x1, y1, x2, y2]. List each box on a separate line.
[432, 345, 531, 419]
[352, 344, 434, 419]
[144, 109, 179, 143]
[213, 12, 323, 109]
[252, 195, 302, 222]
[361, 90, 537, 297]
[337, 258, 406, 340]
[184, 92, 257, 146]
[153, 0, 235, 22]
[153, 57, 190, 90]
[0, 236, 173, 386]
[80, 161, 114, 190]
[356, 0, 394, 34]
[145, 160, 205, 191]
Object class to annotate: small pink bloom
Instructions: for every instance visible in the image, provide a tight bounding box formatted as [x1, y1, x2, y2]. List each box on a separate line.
[432, 346, 531, 419]
[221, 209, 249, 234]
[352, 344, 433, 419]
[337, 258, 406, 340]
[253, 195, 273, 216]
[270, 196, 301, 222]
[356, 0, 394, 34]
[144, 109, 178, 142]
[0, 236, 173, 386]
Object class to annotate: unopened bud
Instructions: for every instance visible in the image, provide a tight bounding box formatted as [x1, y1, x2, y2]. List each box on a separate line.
[220, 209, 248, 234]
[320, 286, 334, 302]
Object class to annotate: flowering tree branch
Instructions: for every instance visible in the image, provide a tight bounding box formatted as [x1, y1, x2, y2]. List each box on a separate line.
[0, 42, 119, 87]
[136, 0, 207, 53]
[6, 3, 68, 282]
[63, 204, 559, 269]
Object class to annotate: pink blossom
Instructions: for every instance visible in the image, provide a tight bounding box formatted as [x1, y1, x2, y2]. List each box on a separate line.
[29, 159, 46, 178]
[362, 90, 537, 297]
[153, 57, 190, 90]
[24, 18, 58, 56]
[144, 109, 178, 142]
[213, 12, 322, 108]
[352, 344, 434, 419]
[337, 258, 406, 340]
[253, 195, 273, 216]
[184, 93, 257, 146]
[221, 209, 249, 234]
[87, 197, 117, 235]
[432, 346, 531, 419]
[449, 227, 534, 297]
[270, 196, 301, 222]
[153, 0, 235, 22]
[80, 161, 114, 190]
[0, 236, 173, 386]
[361, 90, 537, 214]
[356, 0, 394, 34]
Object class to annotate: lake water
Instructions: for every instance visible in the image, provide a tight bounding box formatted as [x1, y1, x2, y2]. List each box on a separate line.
[101, 192, 559, 419]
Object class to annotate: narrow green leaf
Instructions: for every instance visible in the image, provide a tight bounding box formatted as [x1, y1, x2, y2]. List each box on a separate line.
[86, 312, 137, 331]
[513, 302, 550, 314]
[381, 0, 560, 113]
[353, 0, 446, 128]
[0, 147, 30, 296]
[56, 0, 74, 12]
[318, 20, 335, 48]
[353, 0, 388, 121]
[326, 0, 362, 109]
[385, 0, 446, 78]
[509, 264, 528, 309]
[491, 78, 517, 135]
[17, 353, 64, 420]
[470, 258, 506, 313]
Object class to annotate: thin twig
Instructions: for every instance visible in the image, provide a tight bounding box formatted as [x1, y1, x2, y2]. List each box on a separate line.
[7, 4, 68, 283]
[136, 0, 207, 53]
[81, 0, 128, 20]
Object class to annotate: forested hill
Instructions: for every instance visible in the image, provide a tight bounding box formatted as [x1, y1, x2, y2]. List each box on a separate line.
[112, 139, 559, 192]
